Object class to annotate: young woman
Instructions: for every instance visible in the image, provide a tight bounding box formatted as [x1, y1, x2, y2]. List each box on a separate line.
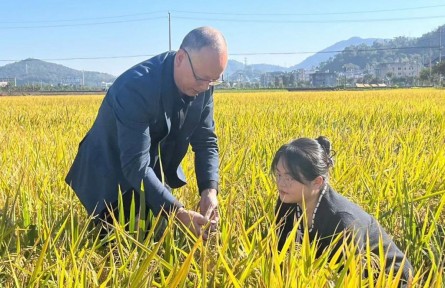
[273, 136, 413, 282]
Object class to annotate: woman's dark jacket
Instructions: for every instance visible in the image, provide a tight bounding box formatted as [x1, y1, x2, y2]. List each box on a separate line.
[275, 185, 413, 282]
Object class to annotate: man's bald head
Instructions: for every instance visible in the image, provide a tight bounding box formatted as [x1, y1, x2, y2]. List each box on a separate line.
[175, 27, 228, 96]
[180, 26, 227, 54]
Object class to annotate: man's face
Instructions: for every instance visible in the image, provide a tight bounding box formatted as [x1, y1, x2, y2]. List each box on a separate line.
[175, 47, 227, 97]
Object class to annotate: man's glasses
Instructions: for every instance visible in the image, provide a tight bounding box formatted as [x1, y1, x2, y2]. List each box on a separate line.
[183, 49, 224, 86]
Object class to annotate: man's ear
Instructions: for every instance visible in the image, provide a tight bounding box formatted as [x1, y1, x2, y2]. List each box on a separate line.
[175, 49, 185, 66]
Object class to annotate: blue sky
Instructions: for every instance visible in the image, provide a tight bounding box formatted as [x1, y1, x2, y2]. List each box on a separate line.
[2, 0, 445, 76]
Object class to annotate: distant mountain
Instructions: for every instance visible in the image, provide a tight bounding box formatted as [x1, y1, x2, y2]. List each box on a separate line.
[290, 37, 381, 70]
[3, 27, 438, 87]
[0, 59, 116, 87]
[319, 24, 445, 73]
[224, 59, 245, 78]
[223, 37, 382, 78]
[250, 63, 288, 73]
[224, 59, 288, 81]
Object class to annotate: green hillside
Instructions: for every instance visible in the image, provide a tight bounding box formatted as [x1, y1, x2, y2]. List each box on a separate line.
[0, 59, 116, 88]
[319, 25, 445, 72]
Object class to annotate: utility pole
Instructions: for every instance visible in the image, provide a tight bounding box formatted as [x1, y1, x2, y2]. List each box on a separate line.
[439, 27, 442, 63]
[429, 48, 432, 79]
[439, 26, 442, 87]
[168, 12, 172, 51]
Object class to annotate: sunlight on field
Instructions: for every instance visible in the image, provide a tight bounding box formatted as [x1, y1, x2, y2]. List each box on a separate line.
[0, 90, 444, 287]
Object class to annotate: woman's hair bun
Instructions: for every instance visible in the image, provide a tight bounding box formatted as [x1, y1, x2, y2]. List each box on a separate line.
[316, 136, 334, 167]
[315, 136, 331, 154]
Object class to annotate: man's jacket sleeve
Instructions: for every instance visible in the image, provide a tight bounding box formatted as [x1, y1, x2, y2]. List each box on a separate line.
[190, 92, 219, 193]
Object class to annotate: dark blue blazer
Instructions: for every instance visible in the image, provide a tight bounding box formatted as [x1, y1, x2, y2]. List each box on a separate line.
[65, 52, 219, 216]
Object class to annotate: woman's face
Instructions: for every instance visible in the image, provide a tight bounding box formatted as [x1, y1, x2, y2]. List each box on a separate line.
[274, 157, 312, 204]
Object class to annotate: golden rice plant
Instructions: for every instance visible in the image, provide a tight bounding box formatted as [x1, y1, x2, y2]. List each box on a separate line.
[0, 89, 444, 287]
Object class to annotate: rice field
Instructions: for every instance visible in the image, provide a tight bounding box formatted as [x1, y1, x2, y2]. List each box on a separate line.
[0, 89, 444, 287]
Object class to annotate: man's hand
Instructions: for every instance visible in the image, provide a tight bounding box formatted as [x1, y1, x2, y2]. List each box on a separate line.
[175, 208, 209, 239]
[199, 189, 219, 235]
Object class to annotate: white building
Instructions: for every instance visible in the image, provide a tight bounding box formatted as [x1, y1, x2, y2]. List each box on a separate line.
[372, 62, 422, 79]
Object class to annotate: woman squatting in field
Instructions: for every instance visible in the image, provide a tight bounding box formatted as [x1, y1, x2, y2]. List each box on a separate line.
[273, 136, 413, 284]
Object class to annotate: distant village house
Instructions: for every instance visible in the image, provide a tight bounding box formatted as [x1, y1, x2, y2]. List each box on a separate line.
[372, 62, 421, 79]
[310, 72, 337, 87]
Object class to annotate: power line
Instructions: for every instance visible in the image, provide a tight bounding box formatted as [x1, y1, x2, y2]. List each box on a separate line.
[0, 54, 157, 62]
[0, 11, 166, 24]
[0, 45, 439, 63]
[1, 4, 444, 25]
[0, 16, 166, 29]
[172, 4, 445, 16]
[173, 15, 445, 24]
[2, 8, 445, 29]
[230, 45, 440, 56]
[3, 14, 442, 30]
[2, 14, 444, 29]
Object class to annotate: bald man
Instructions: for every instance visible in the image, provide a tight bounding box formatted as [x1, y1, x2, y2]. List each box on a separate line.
[66, 27, 228, 239]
